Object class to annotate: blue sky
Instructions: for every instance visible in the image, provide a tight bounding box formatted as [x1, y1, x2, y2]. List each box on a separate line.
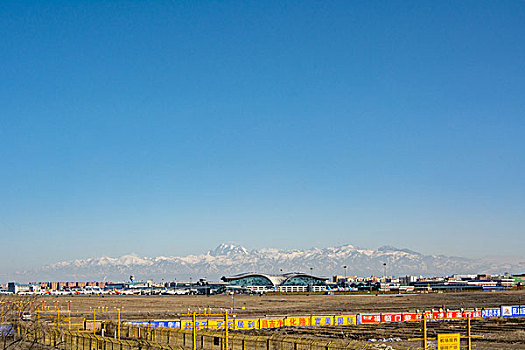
[1, 1, 524, 273]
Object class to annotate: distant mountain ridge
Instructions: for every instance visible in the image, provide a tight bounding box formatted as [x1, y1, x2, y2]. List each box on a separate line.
[9, 243, 524, 282]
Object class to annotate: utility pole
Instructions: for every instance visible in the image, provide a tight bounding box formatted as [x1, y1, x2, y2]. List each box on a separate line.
[117, 309, 121, 340]
[422, 313, 427, 349]
[383, 263, 387, 294]
[224, 310, 229, 350]
[467, 314, 471, 350]
[192, 312, 196, 350]
[309, 267, 313, 292]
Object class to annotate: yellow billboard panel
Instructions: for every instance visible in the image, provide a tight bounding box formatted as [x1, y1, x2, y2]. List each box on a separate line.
[334, 315, 357, 326]
[235, 319, 259, 330]
[207, 319, 234, 330]
[311, 316, 333, 326]
[284, 316, 310, 327]
[181, 320, 192, 330]
[437, 333, 460, 350]
[181, 320, 211, 330]
[259, 318, 285, 329]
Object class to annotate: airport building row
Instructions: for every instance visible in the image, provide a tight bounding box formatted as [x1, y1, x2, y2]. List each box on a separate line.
[2, 272, 523, 295]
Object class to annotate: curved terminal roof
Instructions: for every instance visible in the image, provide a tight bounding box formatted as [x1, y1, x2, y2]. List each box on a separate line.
[221, 272, 328, 287]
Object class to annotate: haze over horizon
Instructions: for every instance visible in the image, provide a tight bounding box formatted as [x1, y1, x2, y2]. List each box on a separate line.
[5, 242, 524, 283]
[1, 1, 524, 277]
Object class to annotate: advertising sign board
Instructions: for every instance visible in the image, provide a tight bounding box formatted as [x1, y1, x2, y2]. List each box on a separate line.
[463, 310, 482, 318]
[259, 318, 284, 329]
[402, 313, 421, 321]
[334, 315, 357, 326]
[482, 308, 501, 317]
[311, 316, 333, 326]
[359, 314, 381, 324]
[501, 306, 513, 317]
[501, 306, 525, 317]
[511, 306, 525, 316]
[381, 314, 402, 323]
[235, 319, 259, 330]
[445, 311, 461, 319]
[285, 316, 310, 327]
[437, 333, 460, 350]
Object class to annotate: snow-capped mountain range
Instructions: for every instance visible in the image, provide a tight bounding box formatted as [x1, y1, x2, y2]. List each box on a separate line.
[10, 243, 524, 282]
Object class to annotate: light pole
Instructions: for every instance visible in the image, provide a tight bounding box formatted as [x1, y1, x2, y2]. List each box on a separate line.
[343, 265, 347, 288]
[309, 267, 313, 292]
[383, 263, 387, 294]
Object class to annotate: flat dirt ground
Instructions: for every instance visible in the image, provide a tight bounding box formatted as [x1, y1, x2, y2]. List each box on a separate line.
[44, 290, 525, 318]
[36, 291, 525, 349]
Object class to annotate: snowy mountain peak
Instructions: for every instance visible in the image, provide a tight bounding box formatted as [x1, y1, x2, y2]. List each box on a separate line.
[209, 243, 249, 257]
[377, 245, 421, 255]
[10, 243, 524, 282]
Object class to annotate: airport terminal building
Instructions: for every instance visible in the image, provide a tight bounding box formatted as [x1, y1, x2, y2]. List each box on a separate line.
[221, 272, 329, 293]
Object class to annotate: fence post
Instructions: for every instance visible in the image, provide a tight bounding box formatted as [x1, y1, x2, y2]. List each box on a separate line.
[422, 313, 427, 350]
[191, 311, 197, 350]
[467, 315, 472, 350]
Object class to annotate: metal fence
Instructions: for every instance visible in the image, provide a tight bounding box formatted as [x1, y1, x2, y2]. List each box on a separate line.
[19, 325, 184, 350]
[18, 323, 374, 350]
[118, 325, 364, 350]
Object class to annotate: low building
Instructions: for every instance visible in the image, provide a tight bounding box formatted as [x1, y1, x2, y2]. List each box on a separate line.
[512, 274, 525, 287]
[106, 281, 151, 290]
[221, 272, 329, 293]
[7, 282, 41, 294]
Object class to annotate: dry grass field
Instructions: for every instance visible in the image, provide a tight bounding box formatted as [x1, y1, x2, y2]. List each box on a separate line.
[22, 290, 525, 349]
[45, 290, 525, 319]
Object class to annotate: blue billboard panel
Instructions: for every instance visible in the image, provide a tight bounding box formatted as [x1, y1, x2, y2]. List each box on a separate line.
[511, 306, 525, 317]
[153, 321, 181, 328]
[482, 308, 501, 317]
[501, 306, 525, 317]
[129, 321, 181, 328]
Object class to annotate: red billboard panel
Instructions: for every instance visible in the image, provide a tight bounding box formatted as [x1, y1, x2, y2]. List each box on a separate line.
[402, 313, 422, 321]
[360, 314, 381, 324]
[381, 313, 402, 323]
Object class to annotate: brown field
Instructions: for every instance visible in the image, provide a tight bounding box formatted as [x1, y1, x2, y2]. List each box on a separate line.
[246, 318, 525, 350]
[39, 290, 525, 319]
[23, 290, 525, 349]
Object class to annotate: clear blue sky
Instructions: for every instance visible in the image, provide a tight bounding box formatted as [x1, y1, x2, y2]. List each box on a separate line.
[1, 1, 524, 273]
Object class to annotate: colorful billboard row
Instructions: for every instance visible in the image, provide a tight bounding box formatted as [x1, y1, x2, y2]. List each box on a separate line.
[131, 306, 525, 330]
[358, 310, 481, 324]
[179, 315, 357, 330]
